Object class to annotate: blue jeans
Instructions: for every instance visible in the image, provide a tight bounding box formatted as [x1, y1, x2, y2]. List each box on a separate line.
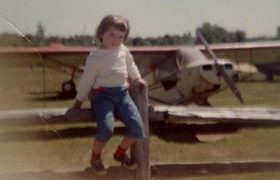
[90, 87, 145, 142]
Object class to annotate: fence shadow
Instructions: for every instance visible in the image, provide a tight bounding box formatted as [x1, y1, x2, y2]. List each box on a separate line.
[0, 122, 278, 143]
[0, 166, 134, 180]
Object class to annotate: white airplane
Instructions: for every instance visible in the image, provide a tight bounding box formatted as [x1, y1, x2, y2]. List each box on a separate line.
[0, 33, 241, 106]
[1, 33, 280, 127]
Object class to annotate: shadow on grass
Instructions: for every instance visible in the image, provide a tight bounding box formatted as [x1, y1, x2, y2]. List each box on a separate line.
[0, 123, 238, 143]
[2, 122, 278, 143]
[0, 126, 108, 142]
[0, 166, 134, 180]
[150, 122, 240, 143]
[27, 91, 75, 101]
[240, 79, 280, 83]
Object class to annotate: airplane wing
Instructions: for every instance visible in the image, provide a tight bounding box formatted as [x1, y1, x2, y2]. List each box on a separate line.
[0, 45, 181, 93]
[197, 41, 280, 64]
[2, 40, 280, 68]
[0, 45, 180, 75]
[0, 46, 92, 70]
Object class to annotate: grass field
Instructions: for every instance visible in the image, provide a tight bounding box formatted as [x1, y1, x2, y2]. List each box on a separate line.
[0, 67, 280, 179]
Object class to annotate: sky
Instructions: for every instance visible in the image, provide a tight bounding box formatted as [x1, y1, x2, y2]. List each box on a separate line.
[0, 0, 280, 38]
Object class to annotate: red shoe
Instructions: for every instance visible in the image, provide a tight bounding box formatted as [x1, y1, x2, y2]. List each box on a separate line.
[114, 154, 138, 170]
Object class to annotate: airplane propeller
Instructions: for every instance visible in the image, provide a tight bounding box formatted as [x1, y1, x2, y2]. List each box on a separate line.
[196, 31, 244, 104]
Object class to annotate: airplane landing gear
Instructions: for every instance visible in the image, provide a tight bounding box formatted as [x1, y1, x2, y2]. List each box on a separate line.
[196, 99, 212, 106]
[266, 73, 274, 81]
[61, 80, 77, 98]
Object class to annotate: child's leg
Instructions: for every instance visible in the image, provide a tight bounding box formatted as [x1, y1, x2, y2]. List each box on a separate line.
[90, 94, 116, 161]
[114, 137, 137, 158]
[91, 139, 106, 161]
[89, 94, 116, 175]
[90, 139, 107, 176]
[120, 92, 145, 140]
[113, 91, 145, 170]
[114, 91, 145, 157]
[119, 137, 137, 149]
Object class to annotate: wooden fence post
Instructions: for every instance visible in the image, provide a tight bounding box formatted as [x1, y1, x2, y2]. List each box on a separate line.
[130, 84, 150, 180]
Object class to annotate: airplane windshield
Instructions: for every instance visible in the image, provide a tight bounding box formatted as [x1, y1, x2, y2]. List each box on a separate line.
[153, 54, 179, 90]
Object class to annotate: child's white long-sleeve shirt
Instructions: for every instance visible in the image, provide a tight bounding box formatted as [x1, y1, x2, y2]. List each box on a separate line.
[76, 44, 141, 101]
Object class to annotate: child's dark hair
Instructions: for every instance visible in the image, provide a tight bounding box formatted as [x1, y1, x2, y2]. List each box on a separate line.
[96, 15, 130, 43]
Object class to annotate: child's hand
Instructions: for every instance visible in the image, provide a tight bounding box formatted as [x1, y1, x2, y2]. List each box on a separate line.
[133, 78, 148, 88]
[72, 100, 83, 109]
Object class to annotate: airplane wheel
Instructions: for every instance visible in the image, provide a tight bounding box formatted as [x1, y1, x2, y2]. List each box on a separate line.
[266, 74, 274, 81]
[232, 73, 240, 82]
[61, 80, 77, 98]
[196, 99, 212, 106]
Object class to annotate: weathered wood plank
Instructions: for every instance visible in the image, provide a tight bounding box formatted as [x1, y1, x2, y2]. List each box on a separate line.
[154, 105, 280, 124]
[0, 108, 94, 126]
[1, 106, 280, 126]
[0, 166, 135, 180]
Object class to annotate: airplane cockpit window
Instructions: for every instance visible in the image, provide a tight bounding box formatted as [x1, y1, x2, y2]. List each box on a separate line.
[202, 64, 213, 71]
[152, 54, 179, 91]
[160, 73, 178, 90]
[224, 64, 233, 69]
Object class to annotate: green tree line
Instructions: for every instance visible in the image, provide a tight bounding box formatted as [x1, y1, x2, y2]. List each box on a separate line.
[1, 23, 280, 47]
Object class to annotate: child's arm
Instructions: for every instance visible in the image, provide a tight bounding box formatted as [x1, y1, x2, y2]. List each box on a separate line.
[76, 57, 99, 101]
[72, 52, 99, 109]
[126, 51, 148, 88]
[126, 51, 143, 82]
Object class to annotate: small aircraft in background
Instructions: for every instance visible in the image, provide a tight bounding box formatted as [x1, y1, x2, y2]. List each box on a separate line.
[1, 34, 280, 106]
[1, 33, 280, 127]
[0, 33, 242, 106]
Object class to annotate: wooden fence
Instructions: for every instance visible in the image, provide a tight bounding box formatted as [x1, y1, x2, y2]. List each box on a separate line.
[1, 84, 280, 179]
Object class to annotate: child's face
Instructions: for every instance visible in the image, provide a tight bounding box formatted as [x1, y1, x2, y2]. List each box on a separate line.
[100, 26, 126, 49]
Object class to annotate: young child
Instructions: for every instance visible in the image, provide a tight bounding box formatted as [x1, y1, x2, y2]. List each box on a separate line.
[72, 14, 146, 175]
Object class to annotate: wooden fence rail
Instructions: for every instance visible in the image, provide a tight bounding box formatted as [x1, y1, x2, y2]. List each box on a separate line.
[1, 105, 280, 127]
